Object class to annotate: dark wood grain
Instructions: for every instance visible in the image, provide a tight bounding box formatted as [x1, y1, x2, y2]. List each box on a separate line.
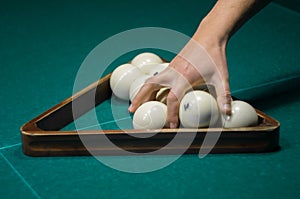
[21, 73, 280, 156]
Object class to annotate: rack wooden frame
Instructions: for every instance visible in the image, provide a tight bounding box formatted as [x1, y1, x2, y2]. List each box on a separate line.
[21, 74, 280, 156]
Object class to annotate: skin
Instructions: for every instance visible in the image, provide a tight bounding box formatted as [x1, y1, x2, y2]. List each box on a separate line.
[129, 0, 272, 128]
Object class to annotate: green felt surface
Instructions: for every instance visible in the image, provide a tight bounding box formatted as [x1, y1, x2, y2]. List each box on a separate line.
[0, 0, 300, 198]
[274, 0, 300, 12]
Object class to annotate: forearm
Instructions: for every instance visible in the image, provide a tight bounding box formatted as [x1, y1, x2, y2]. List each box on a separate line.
[193, 0, 272, 46]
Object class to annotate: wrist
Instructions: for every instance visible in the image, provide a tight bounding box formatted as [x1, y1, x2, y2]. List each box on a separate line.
[192, 17, 229, 49]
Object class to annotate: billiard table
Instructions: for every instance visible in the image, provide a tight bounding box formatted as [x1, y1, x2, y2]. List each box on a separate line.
[1, 0, 299, 198]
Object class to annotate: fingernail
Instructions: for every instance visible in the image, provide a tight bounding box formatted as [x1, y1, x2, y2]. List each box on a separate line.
[128, 104, 133, 112]
[170, 122, 177, 129]
[223, 103, 230, 111]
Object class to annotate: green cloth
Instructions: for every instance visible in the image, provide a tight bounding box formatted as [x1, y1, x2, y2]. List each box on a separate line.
[0, 1, 299, 198]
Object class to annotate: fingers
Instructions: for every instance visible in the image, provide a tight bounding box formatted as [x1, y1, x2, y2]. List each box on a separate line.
[166, 78, 190, 128]
[166, 91, 180, 128]
[128, 78, 160, 113]
[128, 67, 177, 113]
[214, 78, 232, 116]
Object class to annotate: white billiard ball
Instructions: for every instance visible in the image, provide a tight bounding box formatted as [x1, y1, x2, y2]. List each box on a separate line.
[137, 63, 168, 76]
[133, 101, 167, 129]
[223, 100, 258, 128]
[156, 87, 170, 104]
[147, 63, 169, 76]
[179, 90, 219, 128]
[110, 63, 143, 100]
[131, 52, 163, 73]
[129, 75, 151, 101]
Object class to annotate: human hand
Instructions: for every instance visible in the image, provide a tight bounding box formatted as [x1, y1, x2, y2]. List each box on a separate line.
[128, 39, 232, 128]
[128, 0, 272, 128]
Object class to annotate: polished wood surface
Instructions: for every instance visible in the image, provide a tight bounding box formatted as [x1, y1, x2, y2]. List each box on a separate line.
[21, 74, 280, 156]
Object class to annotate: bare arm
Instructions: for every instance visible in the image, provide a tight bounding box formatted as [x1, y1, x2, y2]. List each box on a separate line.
[194, 0, 271, 45]
[129, 0, 271, 128]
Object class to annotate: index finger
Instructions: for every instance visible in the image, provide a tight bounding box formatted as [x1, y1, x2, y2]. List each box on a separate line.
[128, 78, 161, 113]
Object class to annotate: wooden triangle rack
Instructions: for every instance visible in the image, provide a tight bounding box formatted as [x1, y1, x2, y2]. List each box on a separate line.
[21, 74, 280, 156]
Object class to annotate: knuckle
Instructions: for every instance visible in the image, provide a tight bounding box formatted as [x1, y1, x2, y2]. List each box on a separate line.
[144, 78, 155, 86]
[144, 77, 160, 88]
[217, 90, 231, 101]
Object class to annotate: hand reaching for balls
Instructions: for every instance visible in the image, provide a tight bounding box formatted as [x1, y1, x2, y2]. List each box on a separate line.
[128, 38, 232, 128]
[128, 0, 271, 128]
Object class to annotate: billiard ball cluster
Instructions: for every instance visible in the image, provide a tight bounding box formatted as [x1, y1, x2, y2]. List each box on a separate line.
[110, 52, 258, 129]
[110, 52, 168, 100]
